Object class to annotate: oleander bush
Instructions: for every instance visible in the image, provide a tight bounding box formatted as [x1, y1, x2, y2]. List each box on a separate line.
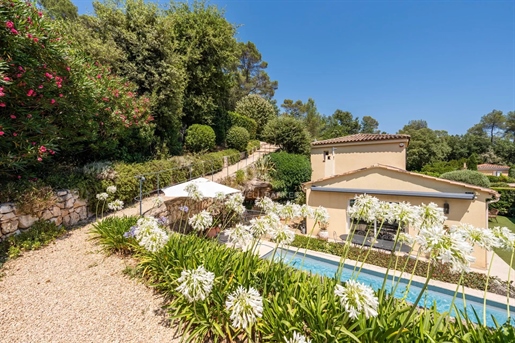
[226, 126, 250, 152]
[184, 124, 216, 153]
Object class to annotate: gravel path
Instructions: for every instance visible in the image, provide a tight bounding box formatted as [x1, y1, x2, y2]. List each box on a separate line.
[0, 209, 181, 343]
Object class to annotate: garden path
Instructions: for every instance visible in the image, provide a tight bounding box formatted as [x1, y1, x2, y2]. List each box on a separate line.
[0, 142, 277, 343]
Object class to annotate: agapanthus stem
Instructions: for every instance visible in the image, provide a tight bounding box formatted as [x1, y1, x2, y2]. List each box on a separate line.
[449, 272, 464, 319]
[507, 250, 514, 319]
[483, 252, 496, 326]
[393, 263, 434, 343]
[402, 251, 422, 300]
[379, 221, 404, 300]
[354, 220, 385, 279]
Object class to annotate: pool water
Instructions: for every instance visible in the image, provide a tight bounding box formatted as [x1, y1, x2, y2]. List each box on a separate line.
[266, 248, 515, 328]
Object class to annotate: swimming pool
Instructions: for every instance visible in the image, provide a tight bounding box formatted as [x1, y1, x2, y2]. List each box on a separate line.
[265, 248, 515, 327]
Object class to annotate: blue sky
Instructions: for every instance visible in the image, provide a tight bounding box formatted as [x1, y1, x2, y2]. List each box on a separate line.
[74, 0, 514, 135]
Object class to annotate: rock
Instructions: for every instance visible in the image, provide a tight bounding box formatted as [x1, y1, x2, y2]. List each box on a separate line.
[65, 198, 75, 208]
[51, 206, 61, 217]
[56, 201, 65, 209]
[61, 209, 69, 217]
[41, 210, 53, 220]
[0, 204, 13, 214]
[74, 199, 87, 208]
[78, 206, 88, 220]
[50, 217, 62, 226]
[18, 215, 37, 229]
[1, 220, 18, 235]
[69, 212, 80, 225]
[62, 215, 71, 226]
[1, 211, 16, 221]
[57, 190, 68, 196]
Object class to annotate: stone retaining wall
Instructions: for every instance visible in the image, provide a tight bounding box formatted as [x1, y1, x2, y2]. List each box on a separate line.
[0, 190, 90, 240]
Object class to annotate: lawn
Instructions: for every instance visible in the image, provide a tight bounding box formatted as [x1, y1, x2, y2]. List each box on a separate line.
[488, 215, 515, 270]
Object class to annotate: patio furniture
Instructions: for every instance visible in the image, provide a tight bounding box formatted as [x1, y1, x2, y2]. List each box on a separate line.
[340, 234, 412, 254]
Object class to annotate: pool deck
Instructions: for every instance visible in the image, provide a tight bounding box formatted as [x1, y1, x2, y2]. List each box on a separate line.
[255, 242, 513, 305]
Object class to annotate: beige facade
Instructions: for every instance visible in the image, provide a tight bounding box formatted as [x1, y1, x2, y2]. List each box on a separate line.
[477, 164, 510, 177]
[305, 134, 499, 270]
[311, 135, 409, 180]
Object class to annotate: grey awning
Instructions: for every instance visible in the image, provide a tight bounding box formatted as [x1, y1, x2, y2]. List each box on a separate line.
[310, 186, 476, 200]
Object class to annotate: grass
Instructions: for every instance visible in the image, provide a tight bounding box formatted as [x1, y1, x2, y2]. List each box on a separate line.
[488, 215, 515, 270]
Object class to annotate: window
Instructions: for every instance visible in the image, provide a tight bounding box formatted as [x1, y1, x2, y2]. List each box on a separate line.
[323, 151, 330, 162]
[348, 199, 406, 241]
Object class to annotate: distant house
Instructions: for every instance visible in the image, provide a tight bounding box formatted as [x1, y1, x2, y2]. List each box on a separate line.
[477, 163, 510, 177]
[305, 134, 499, 269]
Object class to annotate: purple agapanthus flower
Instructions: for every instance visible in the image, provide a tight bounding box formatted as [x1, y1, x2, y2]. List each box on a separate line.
[123, 225, 137, 238]
[157, 216, 168, 226]
[179, 205, 189, 213]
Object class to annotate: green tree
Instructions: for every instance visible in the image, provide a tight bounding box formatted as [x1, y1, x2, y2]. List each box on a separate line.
[281, 99, 305, 119]
[230, 41, 277, 106]
[38, 0, 78, 20]
[304, 98, 323, 139]
[320, 110, 360, 139]
[504, 110, 515, 140]
[398, 122, 451, 171]
[480, 109, 506, 143]
[360, 116, 380, 134]
[235, 94, 276, 136]
[262, 116, 311, 155]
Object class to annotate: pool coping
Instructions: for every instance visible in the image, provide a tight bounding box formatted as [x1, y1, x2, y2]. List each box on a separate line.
[256, 242, 514, 306]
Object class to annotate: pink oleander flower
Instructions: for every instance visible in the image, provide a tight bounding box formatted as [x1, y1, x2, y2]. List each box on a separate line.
[13, 132, 17, 136]
[45, 72, 53, 79]
[27, 89, 34, 96]
[27, 114, 32, 118]
[0, 103, 6, 107]
[37, 157, 42, 162]
[0, 131, 4, 136]
[5, 21, 14, 29]
[3, 77, 10, 81]
[50, 99, 55, 104]
[33, 37, 39, 43]
[38, 85, 43, 89]
[10, 114, 16, 119]
[10, 28, 18, 35]
[39, 145, 47, 153]
[38, 11, 43, 17]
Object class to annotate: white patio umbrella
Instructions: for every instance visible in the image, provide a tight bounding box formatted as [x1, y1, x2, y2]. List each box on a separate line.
[161, 177, 241, 198]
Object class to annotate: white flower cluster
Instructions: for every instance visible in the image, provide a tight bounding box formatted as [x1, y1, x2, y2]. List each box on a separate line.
[133, 216, 169, 253]
[96, 192, 109, 201]
[334, 280, 379, 319]
[313, 206, 329, 226]
[225, 224, 253, 248]
[107, 199, 124, 211]
[255, 197, 328, 225]
[491, 226, 515, 251]
[188, 210, 213, 232]
[185, 183, 204, 202]
[176, 265, 215, 303]
[106, 185, 117, 194]
[225, 193, 245, 215]
[225, 286, 263, 329]
[153, 196, 164, 208]
[268, 223, 295, 246]
[284, 332, 311, 343]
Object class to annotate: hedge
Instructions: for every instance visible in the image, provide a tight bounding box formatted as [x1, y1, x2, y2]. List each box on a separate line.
[440, 170, 490, 188]
[246, 140, 261, 155]
[228, 111, 257, 139]
[184, 124, 216, 153]
[268, 152, 311, 195]
[490, 187, 515, 216]
[226, 126, 250, 152]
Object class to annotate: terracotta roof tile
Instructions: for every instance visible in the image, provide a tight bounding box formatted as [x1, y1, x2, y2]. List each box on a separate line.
[477, 164, 510, 171]
[311, 133, 410, 146]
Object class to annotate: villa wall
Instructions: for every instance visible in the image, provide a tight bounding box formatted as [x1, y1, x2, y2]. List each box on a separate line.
[0, 190, 90, 240]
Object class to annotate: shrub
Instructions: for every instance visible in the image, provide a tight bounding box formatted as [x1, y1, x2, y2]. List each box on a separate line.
[268, 152, 311, 195]
[90, 216, 139, 255]
[226, 126, 250, 152]
[0, 0, 153, 179]
[262, 116, 311, 155]
[246, 140, 261, 155]
[235, 94, 276, 136]
[440, 170, 491, 188]
[490, 187, 515, 215]
[184, 124, 216, 153]
[228, 111, 257, 139]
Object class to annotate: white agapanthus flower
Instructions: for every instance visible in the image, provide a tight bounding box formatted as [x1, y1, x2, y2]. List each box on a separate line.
[347, 194, 379, 223]
[133, 216, 169, 253]
[185, 183, 204, 202]
[106, 185, 117, 194]
[249, 216, 271, 238]
[176, 265, 215, 303]
[398, 232, 415, 246]
[391, 201, 418, 227]
[107, 199, 124, 211]
[225, 286, 263, 329]
[416, 225, 475, 273]
[313, 206, 329, 225]
[215, 191, 226, 202]
[334, 280, 379, 319]
[416, 202, 446, 230]
[284, 332, 312, 343]
[280, 202, 302, 221]
[375, 201, 395, 224]
[268, 202, 285, 217]
[96, 192, 109, 201]
[269, 223, 295, 246]
[255, 197, 274, 213]
[300, 204, 314, 219]
[491, 226, 515, 251]
[188, 210, 213, 232]
[225, 193, 245, 215]
[226, 224, 253, 247]
[453, 224, 501, 251]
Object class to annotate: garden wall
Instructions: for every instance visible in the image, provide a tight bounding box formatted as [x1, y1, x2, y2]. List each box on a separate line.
[0, 190, 90, 240]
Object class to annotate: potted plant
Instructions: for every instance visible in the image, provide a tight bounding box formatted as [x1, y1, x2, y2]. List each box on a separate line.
[317, 222, 329, 240]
